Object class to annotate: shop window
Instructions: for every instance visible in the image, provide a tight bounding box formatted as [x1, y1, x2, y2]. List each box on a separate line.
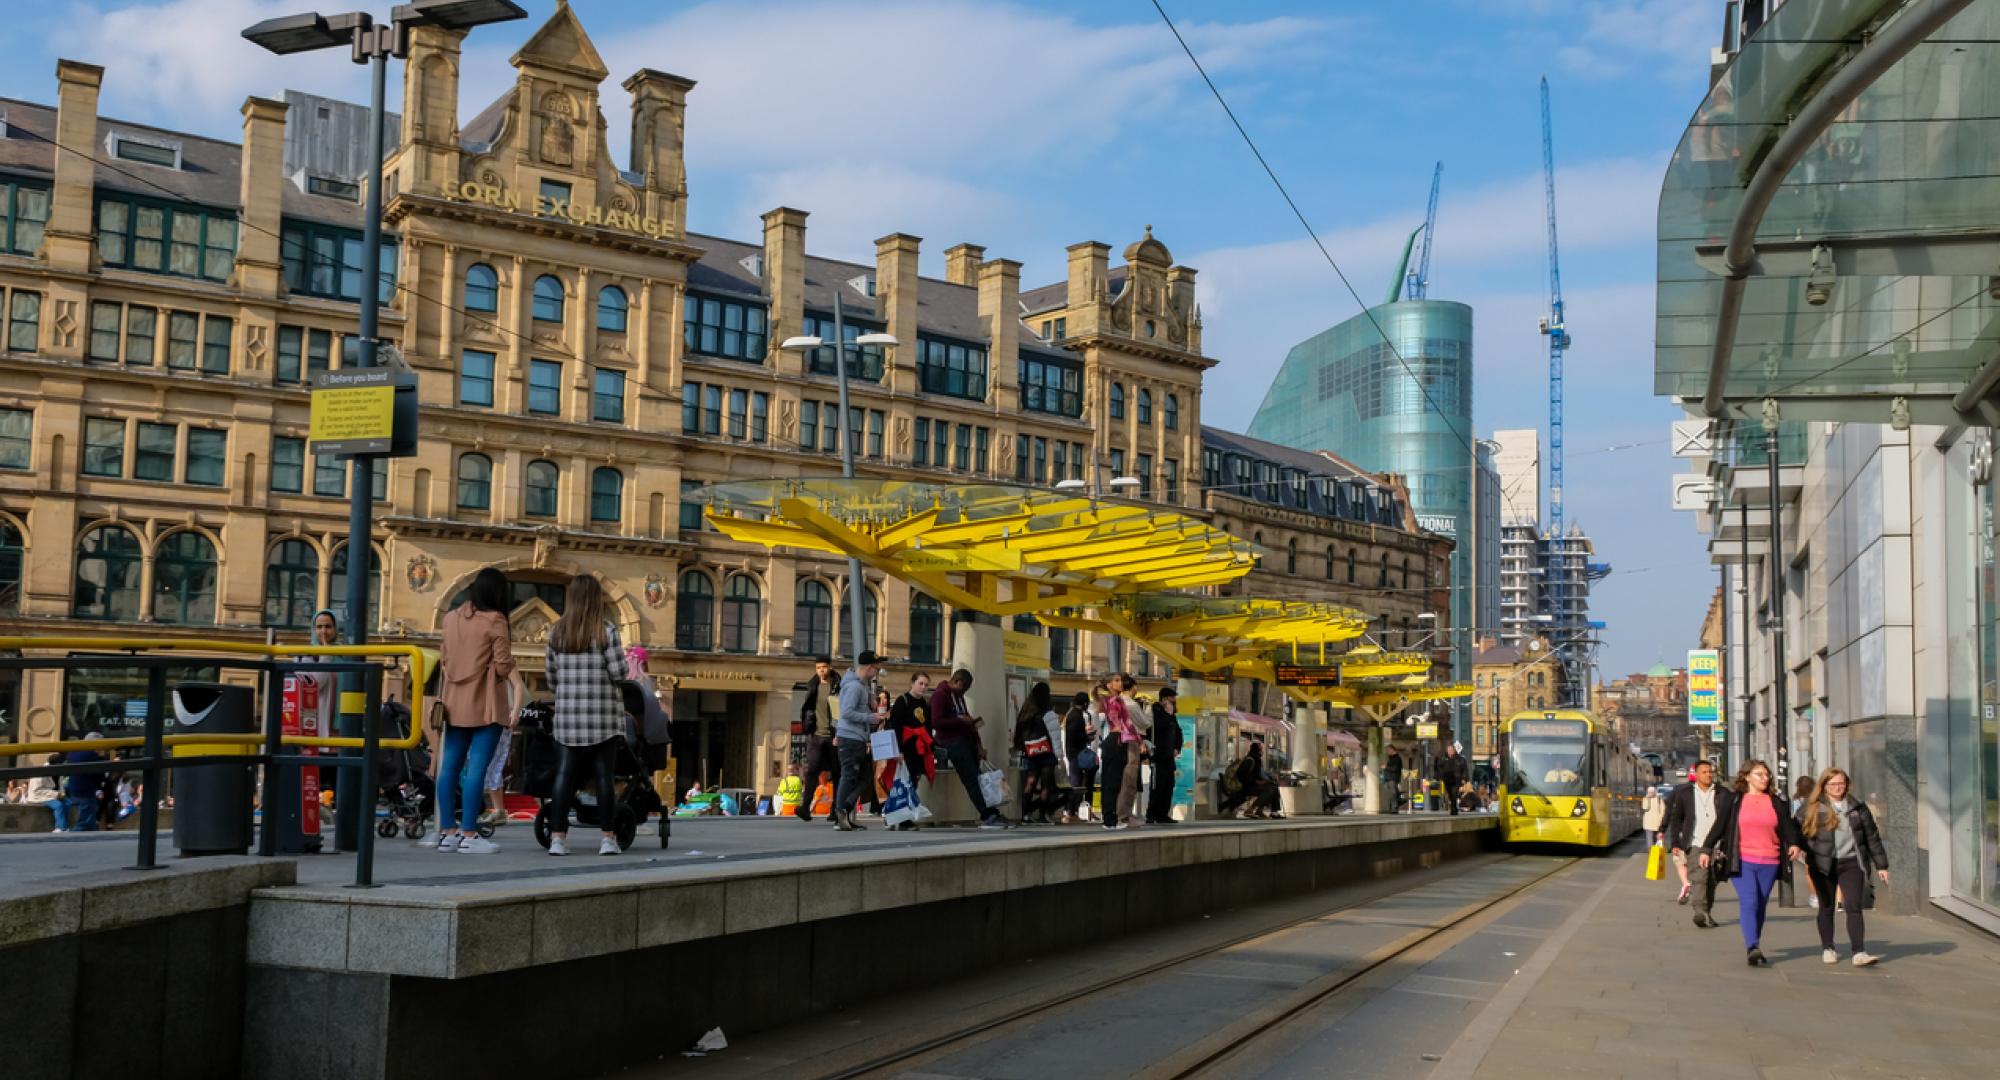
[263, 538, 319, 629]
[73, 524, 143, 621]
[794, 579, 833, 657]
[676, 571, 714, 651]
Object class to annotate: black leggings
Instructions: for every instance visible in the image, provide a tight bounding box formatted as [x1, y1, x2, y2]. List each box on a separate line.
[1020, 759, 1060, 818]
[551, 737, 620, 836]
[1809, 857, 1867, 951]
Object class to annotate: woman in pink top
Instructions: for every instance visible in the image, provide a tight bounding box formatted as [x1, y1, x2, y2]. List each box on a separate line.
[1717, 759, 1803, 965]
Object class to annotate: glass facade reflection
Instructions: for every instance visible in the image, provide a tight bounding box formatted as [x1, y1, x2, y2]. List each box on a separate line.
[1248, 300, 1475, 729]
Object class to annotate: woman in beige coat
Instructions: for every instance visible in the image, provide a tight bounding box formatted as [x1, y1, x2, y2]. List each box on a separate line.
[434, 568, 522, 854]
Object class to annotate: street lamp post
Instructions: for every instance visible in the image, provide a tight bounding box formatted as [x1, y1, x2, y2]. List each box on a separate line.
[245, 1, 526, 854]
[780, 293, 898, 659]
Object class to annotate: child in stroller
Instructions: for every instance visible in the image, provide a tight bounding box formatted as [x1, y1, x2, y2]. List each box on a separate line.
[519, 681, 672, 851]
[373, 696, 454, 841]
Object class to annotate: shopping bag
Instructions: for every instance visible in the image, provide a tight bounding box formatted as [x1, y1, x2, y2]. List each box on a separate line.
[869, 729, 900, 763]
[883, 776, 922, 827]
[1645, 844, 1666, 881]
[978, 764, 1009, 809]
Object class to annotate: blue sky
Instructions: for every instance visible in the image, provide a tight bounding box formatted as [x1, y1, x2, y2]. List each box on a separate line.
[4, 0, 1720, 677]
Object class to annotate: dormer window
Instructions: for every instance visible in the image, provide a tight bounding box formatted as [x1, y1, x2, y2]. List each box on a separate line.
[847, 273, 875, 298]
[108, 133, 181, 170]
[738, 254, 764, 277]
[305, 175, 360, 202]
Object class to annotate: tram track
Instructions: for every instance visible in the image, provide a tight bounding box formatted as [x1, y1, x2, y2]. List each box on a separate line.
[810, 852, 1582, 1080]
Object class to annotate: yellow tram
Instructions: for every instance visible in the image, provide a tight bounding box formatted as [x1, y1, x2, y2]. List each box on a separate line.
[1498, 709, 1644, 848]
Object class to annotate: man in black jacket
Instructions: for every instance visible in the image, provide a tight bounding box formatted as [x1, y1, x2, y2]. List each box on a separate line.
[1662, 759, 1736, 927]
[1436, 743, 1467, 815]
[1144, 687, 1182, 824]
[794, 657, 838, 821]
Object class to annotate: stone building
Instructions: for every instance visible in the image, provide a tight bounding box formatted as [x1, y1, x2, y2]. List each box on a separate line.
[1468, 635, 1569, 768]
[1593, 663, 1695, 767]
[0, 5, 1448, 797]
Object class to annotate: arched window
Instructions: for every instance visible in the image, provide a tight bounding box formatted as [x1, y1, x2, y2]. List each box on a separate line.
[840, 587, 880, 656]
[264, 539, 319, 629]
[1378, 553, 1389, 587]
[1164, 393, 1179, 429]
[153, 531, 217, 625]
[1109, 382, 1125, 419]
[1137, 388, 1152, 424]
[909, 592, 943, 664]
[329, 542, 381, 631]
[1401, 557, 1411, 589]
[524, 460, 559, 518]
[1347, 549, 1357, 583]
[596, 285, 628, 333]
[1286, 538, 1297, 575]
[74, 525, 143, 621]
[463, 263, 498, 313]
[0, 519, 22, 615]
[676, 571, 714, 651]
[457, 453, 491, 510]
[794, 579, 833, 657]
[590, 467, 622, 523]
[721, 574, 761, 653]
[532, 275, 564, 323]
[1324, 546, 1335, 581]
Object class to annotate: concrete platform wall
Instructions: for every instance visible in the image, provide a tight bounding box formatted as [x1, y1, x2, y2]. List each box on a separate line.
[246, 820, 1494, 1080]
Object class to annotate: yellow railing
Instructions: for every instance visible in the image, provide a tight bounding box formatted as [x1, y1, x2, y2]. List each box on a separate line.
[0, 637, 429, 756]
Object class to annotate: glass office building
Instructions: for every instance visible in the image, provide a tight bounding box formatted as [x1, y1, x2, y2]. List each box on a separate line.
[1248, 300, 1476, 737]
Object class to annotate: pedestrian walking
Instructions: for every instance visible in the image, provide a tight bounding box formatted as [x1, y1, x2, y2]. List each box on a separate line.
[1664, 759, 1734, 919]
[1144, 687, 1182, 824]
[1437, 743, 1467, 817]
[1012, 681, 1063, 825]
[1714, 759, 1803, 966]
[1798, 768, 1890, 967]
[793, 657, 838, 822]
[1642, 786, 1667, 845]
[61, 733, 107, 832]
[832, 651, 887, 832]
[434, 569, 523, 854]
[543, 574, 632, 857]
[929, 669, 1008, 829]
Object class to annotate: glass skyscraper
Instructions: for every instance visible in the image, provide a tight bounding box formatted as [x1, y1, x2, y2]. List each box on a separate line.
[1248, 300, 1477, 737]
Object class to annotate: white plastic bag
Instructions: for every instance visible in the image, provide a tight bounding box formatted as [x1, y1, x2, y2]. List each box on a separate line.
[883, 776, 922, 827]
[978, 763, 1009, 809]
[869, 729, 900, 762]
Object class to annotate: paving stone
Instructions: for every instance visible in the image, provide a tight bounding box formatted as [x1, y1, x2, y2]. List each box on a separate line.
[347, 901, 452, 977]
[796, 868, 862, 922]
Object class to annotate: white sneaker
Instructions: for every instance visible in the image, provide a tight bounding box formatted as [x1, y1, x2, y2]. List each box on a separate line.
[436, 833, 461, 853]
[1852, 952, 1879, 967]
[455, 835, 500, 855]
[598, 836, 621, 855]
[548, 836, 569, 856]
[1823, 949, 1839, 964]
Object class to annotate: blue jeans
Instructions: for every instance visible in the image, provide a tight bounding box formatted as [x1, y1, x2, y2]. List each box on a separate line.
[67, 795, 99, 832]
[437, 725, 502, 833]
[1733, 859, 1780, 948]
[49, 797, 70, 831]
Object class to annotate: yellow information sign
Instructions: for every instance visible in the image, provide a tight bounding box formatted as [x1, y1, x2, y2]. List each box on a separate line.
[1415, 722, 1440, 738]
[899, 548, 1024, 573]
[310, 370, 399, 455]
[1003, 628, 1051, 670]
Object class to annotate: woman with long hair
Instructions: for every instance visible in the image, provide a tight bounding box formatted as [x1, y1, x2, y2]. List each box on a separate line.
[1799, 768, 1890, 966]
[435, 568, 523, 854]
[543, 574, 631, 856]
[1715, 759, 1803, 966]
[1012, 681, 1062, 825]
[1062, 691, 1096, 823]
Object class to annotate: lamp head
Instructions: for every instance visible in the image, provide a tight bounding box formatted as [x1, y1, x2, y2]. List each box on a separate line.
[779, 335, 825, 351]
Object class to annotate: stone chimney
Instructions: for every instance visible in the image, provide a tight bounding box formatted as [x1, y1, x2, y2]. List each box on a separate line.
[624, 68, 696, 236]
[1168, 265, 1200, 353]
[943, 243, 985, 286]
[1064, 241, 1109, 339]
[875, 233, 921, 392]
[389, 27, 465, 200]
[45, 60, 104, 275]
[978, 259, 1021, 410]
[235, 97, 288, 299]
[762, 207, 808, 376]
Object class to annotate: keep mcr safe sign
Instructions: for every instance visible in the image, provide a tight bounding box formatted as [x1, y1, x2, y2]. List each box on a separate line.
[1687, 649, 1722, 726]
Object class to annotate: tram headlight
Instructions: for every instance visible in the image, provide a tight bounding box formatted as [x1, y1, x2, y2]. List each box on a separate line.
[1570, 800, 1589, 817]
[1510, 797, 1525, 815]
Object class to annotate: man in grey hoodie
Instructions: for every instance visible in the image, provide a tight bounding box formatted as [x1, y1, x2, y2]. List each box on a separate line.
[833, 651, 887, 832]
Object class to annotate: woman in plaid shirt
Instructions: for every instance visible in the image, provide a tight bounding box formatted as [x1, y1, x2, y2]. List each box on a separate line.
[544, 575, 631, 856]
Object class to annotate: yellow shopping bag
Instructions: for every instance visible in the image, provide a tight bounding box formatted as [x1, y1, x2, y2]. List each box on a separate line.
[1645, 844, 1666, 881]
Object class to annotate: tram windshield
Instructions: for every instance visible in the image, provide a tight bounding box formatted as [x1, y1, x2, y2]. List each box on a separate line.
[1507, 717, 1590, 797]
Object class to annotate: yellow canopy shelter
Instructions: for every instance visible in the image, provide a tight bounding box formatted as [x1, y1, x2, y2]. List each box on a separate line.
[699, 478, 1256, 616]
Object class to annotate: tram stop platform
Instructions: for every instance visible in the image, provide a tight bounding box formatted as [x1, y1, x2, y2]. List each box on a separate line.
[0, 811, 1492, 1080]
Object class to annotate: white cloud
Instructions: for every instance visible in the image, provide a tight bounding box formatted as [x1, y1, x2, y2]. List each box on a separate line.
[1484, 0, 1716, 79]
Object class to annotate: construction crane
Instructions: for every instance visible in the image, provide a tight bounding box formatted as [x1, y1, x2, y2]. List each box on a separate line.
[1538, 76, 1575, 699]
[1406, 162, 1442, 301]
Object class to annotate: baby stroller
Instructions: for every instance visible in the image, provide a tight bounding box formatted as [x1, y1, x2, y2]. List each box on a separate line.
[374, 699, 450, 840]
[520, 682, 672, 851]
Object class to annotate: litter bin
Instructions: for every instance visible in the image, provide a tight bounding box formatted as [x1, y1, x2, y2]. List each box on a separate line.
[1277, 782, 1320, 818]
[172, 682, 255, 856]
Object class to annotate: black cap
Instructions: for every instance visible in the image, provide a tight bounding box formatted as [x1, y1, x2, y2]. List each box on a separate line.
[1159, 686, 1177, 699]
[857, 650, 885, 666]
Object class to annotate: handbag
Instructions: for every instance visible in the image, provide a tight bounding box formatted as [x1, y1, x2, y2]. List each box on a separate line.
[869, 729, 900, 762]
[883, 776, 923, 827]
[1022, 735, 1053, 758]
[1076, 745, 1098, 771]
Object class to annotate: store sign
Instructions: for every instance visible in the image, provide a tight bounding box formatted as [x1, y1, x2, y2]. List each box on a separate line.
[1415, 722, 1440, 738]
[442, 179, 677, 240]
[1416, 514, 1457, 538]
[1687, 649, 1722, 726]
[1003, 629, 1051, 670]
